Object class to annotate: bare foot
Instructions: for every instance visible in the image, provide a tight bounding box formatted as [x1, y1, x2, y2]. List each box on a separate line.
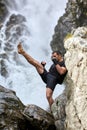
[17, 43, 24, 54]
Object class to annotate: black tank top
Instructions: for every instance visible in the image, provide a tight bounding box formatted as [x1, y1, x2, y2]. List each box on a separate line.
[49, 60, 67, 84]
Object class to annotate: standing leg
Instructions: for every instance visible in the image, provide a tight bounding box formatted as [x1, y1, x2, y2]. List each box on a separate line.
[17, 43, 44, 74]
[46, 88, 54, 107]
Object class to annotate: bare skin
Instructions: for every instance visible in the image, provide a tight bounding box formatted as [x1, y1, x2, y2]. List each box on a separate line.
[17, 43, 53, 107]
[51, 52, 67, 75]
[18, 43, 44, 74]
[17, 43, 67, 107]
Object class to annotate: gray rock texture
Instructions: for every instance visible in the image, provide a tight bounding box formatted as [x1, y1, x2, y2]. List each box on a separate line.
[0, 85, 57, 130]
[0, 0, 8, 22]
[50, 0, 87, 55]
[51, 92, 67, 130]
[0, 85, 26, 130]
[23, 104, 56, 130]
[64, 27, 87, 130]
[51, 27, 87, 130]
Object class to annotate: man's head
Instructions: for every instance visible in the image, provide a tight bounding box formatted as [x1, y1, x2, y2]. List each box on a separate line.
[51, 50, 62, 61]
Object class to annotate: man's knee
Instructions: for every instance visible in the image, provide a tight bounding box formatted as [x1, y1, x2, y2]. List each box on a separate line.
[46, 93, 51, 100]
[36, 64, 44, 74]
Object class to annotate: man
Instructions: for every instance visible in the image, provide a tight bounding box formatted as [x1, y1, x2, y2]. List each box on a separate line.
[17, 43, 67, 107]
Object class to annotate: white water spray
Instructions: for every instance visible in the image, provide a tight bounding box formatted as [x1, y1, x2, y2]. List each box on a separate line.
[0, 0, 67, 109]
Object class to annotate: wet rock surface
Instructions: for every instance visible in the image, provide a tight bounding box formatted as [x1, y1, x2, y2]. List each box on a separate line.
[5, 14, 27, 42]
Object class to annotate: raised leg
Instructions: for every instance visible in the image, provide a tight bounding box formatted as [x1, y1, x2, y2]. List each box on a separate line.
[17, 43, 44, 74]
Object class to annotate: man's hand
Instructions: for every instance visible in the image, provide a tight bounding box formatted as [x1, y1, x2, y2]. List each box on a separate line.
[51, 57, 59, 65]
[41, 61, 46, 67]
[17, 43, 25, 54]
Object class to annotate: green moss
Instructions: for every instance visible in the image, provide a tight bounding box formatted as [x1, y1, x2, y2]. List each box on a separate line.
[64, 33, 73, 42]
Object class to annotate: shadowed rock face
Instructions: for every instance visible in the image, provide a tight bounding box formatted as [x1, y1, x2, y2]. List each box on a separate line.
[0, 85, 57, 130]
[0, 85, 27, 130]
[50, 0, 87, 55]
[23, 104, 56, 130]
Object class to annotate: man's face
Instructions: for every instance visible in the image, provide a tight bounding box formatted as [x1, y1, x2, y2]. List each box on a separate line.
[51, 52, 59, 60]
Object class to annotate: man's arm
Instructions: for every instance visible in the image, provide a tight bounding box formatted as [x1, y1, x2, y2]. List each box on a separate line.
[51, 57, 67, 75]
[55, 64, 67, 75]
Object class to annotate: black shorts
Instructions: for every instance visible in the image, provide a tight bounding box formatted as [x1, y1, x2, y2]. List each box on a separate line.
[39, 69, 58, 91]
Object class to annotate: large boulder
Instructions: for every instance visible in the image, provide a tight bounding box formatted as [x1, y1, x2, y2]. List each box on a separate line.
[50, 0, 87, 55]
[0, 81, 67, 130]
[23, 104, 56, 130]
[0, 85, 27, 130]
[64, 27, 87, 130]
[0, 85, 57, 130]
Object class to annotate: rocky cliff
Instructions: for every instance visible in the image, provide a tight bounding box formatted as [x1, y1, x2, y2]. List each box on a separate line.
[0, 85, 56, 130]
[50, 0, 87, 55]
[51, 26, 87, 130]
[64, 26, 87, 130]
[50, 1, 87, 129]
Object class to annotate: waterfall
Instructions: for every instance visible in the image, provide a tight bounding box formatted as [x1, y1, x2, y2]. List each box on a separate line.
[0, 0, 67, 109]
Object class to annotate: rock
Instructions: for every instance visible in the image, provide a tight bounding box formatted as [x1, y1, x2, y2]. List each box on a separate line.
[6, 14, 26, 27]
[50, 0, 87, 55]
[64, 27, 87, 130]
[0, 59, 8, 77]
[0, 23, 3, 29]
[23, 104, 56, 130]
[51, 92, 67, 130]
[0, 85, 28, 130]
[0, 0, 8, 22]
[5, 14, 27, 40]
[0, 85, 57, 130]
[4, 14, 30, 48]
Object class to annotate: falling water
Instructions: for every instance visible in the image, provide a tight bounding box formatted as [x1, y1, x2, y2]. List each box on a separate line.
[0, 0, 67, 109]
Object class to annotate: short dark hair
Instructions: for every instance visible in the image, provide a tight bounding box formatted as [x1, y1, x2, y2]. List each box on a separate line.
[52, 50, 62, 56]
